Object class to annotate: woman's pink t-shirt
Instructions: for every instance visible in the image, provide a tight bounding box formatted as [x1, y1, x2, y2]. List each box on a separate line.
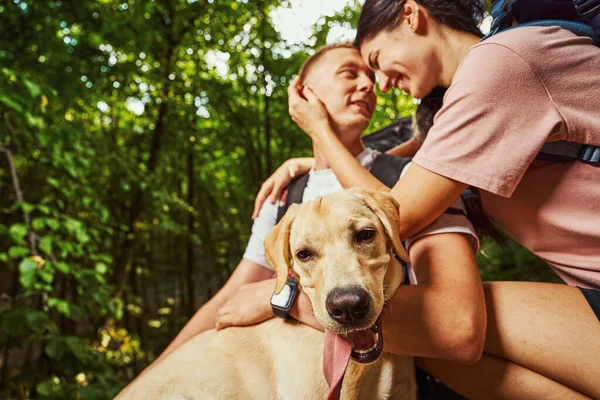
[413, 26, 600, 289]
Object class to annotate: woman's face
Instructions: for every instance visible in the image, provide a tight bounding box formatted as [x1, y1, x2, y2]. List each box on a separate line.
[359, 23, 440, 99]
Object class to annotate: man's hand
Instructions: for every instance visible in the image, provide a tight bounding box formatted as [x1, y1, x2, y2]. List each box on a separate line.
[215, 278, 275, 330]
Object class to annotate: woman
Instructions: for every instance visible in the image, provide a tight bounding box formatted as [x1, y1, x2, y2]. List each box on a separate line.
[254, 0, 600, 398]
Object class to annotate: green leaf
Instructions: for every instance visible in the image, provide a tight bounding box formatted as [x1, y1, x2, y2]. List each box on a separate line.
[39, 236, 53, 255]
[45, 218, 61, 231]
[54, 261, 70, 274]
[38, 267, 54, 284]
[48, 297, 71, 317]
[76, 230, 90, 244]
[95, 262, 108, 275]
[0, 94, 23, 113]
[8, 246, 29, 258]
[37, 205, 51, 214]
[25, 113, 45, 129]
[45, 337, 68, 360]
[64, 219, 81, 233]
[19, 202, 35, 214]
[23, 78, 42, 97]
[1, 68, 16, 77]
[47, 177, 61, 188]
[0, 253, 8, 262]
[36, 380, 55, 396]
[26, 311, 57, 334]
[109, 298, 124, 320]
[32, 218, 45, 231]
[65, 336, 87, 361]
[9, 223, 28, 243]
[19, 258, 38, 289]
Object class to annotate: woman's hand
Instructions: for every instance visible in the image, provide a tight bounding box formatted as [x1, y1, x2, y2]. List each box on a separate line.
[287, 77, 332, 140]
[252, 157, 314, 219]
[215, 279, 275, 330]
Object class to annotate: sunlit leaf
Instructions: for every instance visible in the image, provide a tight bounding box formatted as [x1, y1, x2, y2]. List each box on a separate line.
[9, 223, 28, 243]
[18, 258, 38, 289]
[8, 246, 29, 258]
[39, 236, 53, 255]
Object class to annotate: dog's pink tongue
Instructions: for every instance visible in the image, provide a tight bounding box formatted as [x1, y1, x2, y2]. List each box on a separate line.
[323, 331, 352, 400]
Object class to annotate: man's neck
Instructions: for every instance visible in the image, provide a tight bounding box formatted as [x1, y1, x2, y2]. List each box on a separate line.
[313, 127, 366, 171]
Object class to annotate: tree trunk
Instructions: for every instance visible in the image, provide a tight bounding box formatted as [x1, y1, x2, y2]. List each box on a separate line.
[185, 149, 196, 318]
[113, 52, 174, 298]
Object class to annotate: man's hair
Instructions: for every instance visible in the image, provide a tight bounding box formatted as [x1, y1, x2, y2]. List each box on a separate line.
[298, 42, 357, 84]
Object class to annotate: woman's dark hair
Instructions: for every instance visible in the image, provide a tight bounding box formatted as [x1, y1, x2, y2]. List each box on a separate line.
[353, 1, 502, 241]
[354, 0, 485, 48]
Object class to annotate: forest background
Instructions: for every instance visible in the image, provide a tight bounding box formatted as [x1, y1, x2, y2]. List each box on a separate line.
[0, 0, 560, 398]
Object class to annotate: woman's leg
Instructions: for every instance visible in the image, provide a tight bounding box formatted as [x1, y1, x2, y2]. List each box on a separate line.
[421, 282, 600, 399]
[419, 353, 591, 399]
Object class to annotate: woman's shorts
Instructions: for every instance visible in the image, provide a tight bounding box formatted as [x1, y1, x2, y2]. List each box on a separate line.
[579, 287, 600, 322]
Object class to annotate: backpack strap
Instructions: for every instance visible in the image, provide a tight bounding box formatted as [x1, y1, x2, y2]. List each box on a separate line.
[275, 153, 412, 223]
[444, 207, 469, 218]
[485, 0, 600, 45]
[536, 141, 600, 164]
[275, 173, 310, 224]
[574, 0, 600, 36]
[369, 153, 412, 188]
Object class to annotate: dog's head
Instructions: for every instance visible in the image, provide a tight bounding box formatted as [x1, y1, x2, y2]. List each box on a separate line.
[265, 188, 408, 364]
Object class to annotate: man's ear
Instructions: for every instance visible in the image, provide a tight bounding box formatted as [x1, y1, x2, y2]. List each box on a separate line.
[265, 203, 300, 295]
[351, 188, 409, 262]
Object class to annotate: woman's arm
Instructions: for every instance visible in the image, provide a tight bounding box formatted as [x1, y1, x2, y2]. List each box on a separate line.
[382, 232, 486, 364]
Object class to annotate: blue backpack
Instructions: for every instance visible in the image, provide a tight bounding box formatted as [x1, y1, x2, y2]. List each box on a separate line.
[485, 0, 600, 165]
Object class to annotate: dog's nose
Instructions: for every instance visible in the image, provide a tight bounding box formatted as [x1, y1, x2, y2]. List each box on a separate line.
[326, 287, 371, 326]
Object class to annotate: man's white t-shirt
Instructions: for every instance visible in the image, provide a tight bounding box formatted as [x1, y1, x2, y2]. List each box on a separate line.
[243, 148, 479, 271]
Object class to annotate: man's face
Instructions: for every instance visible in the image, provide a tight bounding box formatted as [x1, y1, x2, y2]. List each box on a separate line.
[305, 47, 377, 136]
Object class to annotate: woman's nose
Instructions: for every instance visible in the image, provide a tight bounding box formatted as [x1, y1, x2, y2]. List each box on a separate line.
[377, 72, 391, 93]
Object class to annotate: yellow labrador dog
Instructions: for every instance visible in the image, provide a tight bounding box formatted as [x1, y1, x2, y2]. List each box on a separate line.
[120, 189, 416, 400]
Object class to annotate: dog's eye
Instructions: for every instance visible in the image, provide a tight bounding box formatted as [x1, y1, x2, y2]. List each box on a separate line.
[356, 229, 375, 242]
[296, 250, 313, 260]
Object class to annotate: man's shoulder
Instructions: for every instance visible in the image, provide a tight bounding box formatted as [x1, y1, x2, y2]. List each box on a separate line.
[370, 153, 412, 188]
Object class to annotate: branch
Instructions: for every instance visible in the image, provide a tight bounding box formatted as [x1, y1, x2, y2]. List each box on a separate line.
[0, 146, 37, 255]
[3, 112, 20, 148]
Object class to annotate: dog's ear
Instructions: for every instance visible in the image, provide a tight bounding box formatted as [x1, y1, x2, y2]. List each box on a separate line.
[265, 203, 300, 295]
[353, 189, 409, 262]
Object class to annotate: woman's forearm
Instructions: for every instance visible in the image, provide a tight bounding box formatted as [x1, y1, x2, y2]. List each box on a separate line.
[391, 163, 468, 239]
[315, 129, 467, 239]
[315, 127, 390, 192]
